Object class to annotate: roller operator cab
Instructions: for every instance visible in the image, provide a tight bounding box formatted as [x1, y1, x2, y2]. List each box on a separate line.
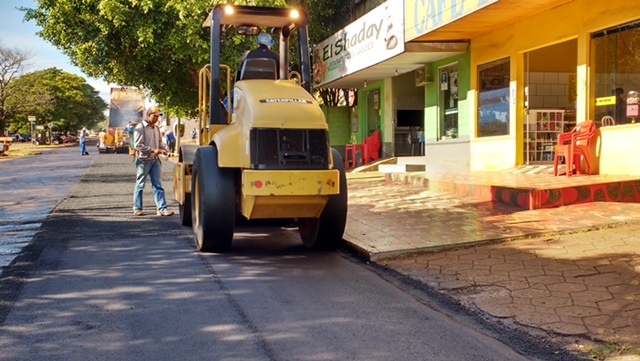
[173, 4, 348, 252]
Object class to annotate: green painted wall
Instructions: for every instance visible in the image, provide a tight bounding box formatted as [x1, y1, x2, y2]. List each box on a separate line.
[424, 52, 471, 142]
[322, 105, 351, 146]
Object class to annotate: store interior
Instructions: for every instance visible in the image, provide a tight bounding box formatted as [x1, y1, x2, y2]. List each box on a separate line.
[524, 39, 577, 164]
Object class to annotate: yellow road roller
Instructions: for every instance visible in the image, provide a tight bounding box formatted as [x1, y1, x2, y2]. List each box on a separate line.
[173, 4, 347, 252]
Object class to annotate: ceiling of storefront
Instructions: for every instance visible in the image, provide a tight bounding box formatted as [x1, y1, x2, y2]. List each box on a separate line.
[320, 42, 469, 89]
[413, 0, 575, 41]
[319, 0, 574, 89]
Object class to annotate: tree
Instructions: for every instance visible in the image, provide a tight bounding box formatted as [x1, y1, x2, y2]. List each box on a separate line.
[0, 43, 32, 134]
[293, 0, 354, 107]
[292, 0, 350, 45]
[22, 0, 352, 114]
[23, 0, 285, 116]
[7, 68, 107, 134]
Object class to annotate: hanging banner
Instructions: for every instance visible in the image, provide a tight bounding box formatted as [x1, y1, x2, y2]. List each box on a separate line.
[313, 0, 404, 87]
[405, 0, 499, 41]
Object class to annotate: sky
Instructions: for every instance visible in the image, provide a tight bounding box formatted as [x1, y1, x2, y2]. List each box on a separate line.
[0, 0, 114, 105]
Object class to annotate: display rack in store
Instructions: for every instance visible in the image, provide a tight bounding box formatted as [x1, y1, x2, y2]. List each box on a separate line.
[526, 109, 565, 163]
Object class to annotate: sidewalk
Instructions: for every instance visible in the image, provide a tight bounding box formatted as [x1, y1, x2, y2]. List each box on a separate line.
[344, 171, 640, 356]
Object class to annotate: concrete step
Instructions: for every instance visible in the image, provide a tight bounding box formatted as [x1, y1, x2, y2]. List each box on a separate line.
[386, 171, 640, 210]
[395, 156, 428, 165]
[378, 163, 426, 173]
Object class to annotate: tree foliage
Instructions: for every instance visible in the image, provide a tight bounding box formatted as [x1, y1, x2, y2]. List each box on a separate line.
[291, 0, 350, 45]
[7, 68, 107, 134]
[0, 43, 32, 134]
[22, 0, 353, 114]
[293, 0, 354, 107]
[23, 0, 282, 116]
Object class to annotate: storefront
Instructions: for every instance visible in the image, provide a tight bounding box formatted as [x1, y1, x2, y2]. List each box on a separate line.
[466, 0, 640, 174]
[315, 0, 467, 160]
[316, 0, 640, 175]
[404, 0, 583, 172]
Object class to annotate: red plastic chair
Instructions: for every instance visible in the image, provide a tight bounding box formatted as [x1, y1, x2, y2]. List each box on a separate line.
[344, 143, 364, 168]
[363, 129, 381, 164]
[553, 119, 596, 177]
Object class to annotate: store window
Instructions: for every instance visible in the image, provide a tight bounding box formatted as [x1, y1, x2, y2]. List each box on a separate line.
[439, 64, 458, 140]
[592, 20, 640, 126]
[477, 58, 510, 137]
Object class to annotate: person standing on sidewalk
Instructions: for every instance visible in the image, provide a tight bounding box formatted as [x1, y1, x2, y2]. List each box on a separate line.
[132, 107, 173, 217]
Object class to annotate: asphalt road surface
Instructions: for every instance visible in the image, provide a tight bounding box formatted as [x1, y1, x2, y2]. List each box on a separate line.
[0, 144, 91, 268]
[0, 147, 577, 360]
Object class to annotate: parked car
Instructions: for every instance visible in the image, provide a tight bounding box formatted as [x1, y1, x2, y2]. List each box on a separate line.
[51, 132, 67, 145]
[67, 133, 78, 142]
[19, 133, 31, 142]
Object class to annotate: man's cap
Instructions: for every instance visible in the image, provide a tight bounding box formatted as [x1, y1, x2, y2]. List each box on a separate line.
[148, 107, 162, 116]
[255, 33, 275, 47]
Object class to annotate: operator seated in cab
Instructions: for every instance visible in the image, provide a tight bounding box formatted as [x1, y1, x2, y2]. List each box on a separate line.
[242, 32, 279, 65]
[227, 33, 281, 112]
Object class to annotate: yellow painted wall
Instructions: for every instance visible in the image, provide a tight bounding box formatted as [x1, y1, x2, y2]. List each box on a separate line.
[598, 124, 640, 175]
[468, 0, 640, 172]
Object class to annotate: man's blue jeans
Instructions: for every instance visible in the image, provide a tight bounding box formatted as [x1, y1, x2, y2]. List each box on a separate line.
[133, 158, 167, 211]
[80, 140, 86, 155]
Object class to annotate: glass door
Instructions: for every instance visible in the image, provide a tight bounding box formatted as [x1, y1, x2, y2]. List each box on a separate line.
[439, 63, 458, 140]
[367, 89, 380, 135]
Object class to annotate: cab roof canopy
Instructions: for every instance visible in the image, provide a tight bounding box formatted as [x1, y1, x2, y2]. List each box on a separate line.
[203, 4, 308, 29]
[203, 4, 313, 125]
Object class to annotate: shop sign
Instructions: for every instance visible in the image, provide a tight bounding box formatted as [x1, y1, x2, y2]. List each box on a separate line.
[405, 0, 498, 41]
[595, 96, 616, 106]
[313, 0, 404, 87]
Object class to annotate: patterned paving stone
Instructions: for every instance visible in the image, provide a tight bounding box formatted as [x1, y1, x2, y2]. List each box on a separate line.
[498, 279, 531, 291]
[512, 288, 552, 299]
[583, 273, 625, 287]
[472, 274, 511, 284]
[515, 312, 561, 327]
[571, 290, 613, 305]
[532, 296, 573, 308]
[584, 315, 632, 329]
[527, 275, 566, 285]
[543, 262, 580, 273]
[490, 262, 525, 274]
[346, 172, 640, 347]
[547, 282, 588, 293]
[598, 298, 640, 312]
[556, 305, 602, 318]
[509, 268, 546, 278]
[607, 284, 640, 296]
[546, 322, 589, 335]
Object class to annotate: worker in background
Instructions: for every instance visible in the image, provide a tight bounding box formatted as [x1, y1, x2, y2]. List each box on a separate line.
[98, 129, 107, 149]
